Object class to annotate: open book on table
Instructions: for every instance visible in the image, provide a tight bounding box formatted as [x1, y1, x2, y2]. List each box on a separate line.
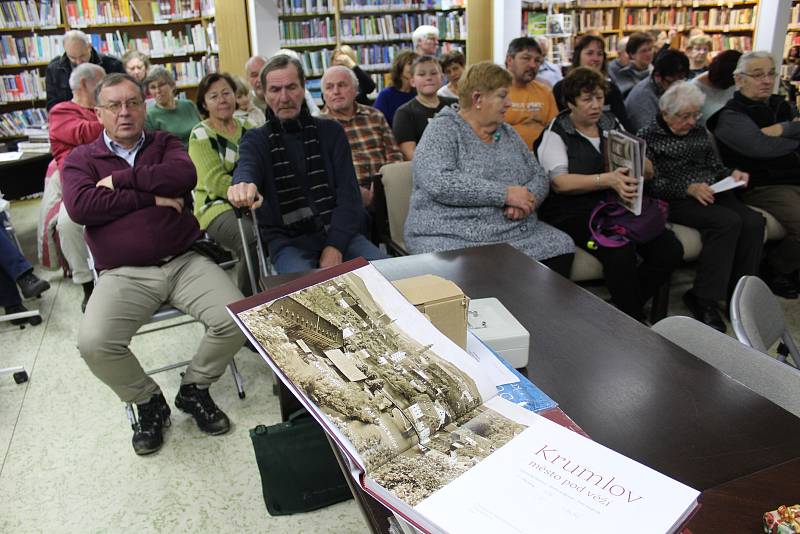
[228, 258, 699, 534]
[607, 129, 647, 216]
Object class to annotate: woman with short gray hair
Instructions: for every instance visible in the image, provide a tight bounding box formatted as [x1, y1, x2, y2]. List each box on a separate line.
[640, 81, 764, 332]
[144, 65, 200, 145]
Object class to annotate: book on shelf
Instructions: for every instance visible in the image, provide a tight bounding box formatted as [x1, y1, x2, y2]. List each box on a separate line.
[338, 0, 465, 12]
[279, 16, 336, 46]
[0, 107, 47, 137]
[228, 258, 700, 534]
[63, 0, 212, 26]
[0, 0, 62, 29]
[84, 24, 213, 59]
[0, 70, 46, 103]
[546, 13, 573, 37]
[0, 34, 64, 67]
[523, 11, 547, 35]
[606, 129, 646, 215]
[279, 0, 335, 16]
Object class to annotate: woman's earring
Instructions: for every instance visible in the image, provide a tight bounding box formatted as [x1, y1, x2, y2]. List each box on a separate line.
[476, 105, 481, 109]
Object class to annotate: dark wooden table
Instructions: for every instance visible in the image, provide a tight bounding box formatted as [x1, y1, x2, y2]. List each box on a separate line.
[262, 244, 800, 531]
[0, 152, 51, 199]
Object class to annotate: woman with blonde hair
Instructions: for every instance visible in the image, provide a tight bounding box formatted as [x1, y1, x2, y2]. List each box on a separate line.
[405, 61, 575, 277]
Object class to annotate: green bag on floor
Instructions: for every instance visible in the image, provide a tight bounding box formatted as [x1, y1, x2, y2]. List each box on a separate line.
[249, 410, 353, 516]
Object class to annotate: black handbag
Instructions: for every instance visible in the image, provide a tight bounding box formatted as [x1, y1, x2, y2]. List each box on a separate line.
[249, 410, 353, 516]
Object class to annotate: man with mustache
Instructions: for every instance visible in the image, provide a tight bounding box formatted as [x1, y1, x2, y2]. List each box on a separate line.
[61, 73, 245, 455]
[228, 55, 386, 273]
[504, 37, 558, 148]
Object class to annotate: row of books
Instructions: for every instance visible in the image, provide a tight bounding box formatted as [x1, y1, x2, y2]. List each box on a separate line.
[339, 12, 465, 42]
[622, 6, 754, 26]
[0, 34, 63, 66]
[279, 16, 336, 46]
[278, 0, 335, 15]
[0, 107, 47, 137]
[0, 0, 61, 29]
[161, 55, 217, 86]
[709, 33, 751, 51]
[64, 0, 214, 27]
[86, 23, 216, 58]
[576, 9, 616, 32]
[339, 0, 465, 12]
[0, 69, 45, 103]
[579, 0, 754, 5]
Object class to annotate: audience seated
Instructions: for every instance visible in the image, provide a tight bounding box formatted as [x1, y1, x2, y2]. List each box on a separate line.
[331, 45, 377, 105]
[438, 50, 465, 99]
[274, 49, 322, 116]
[640, 82, 764, 331]
[552, 34, 632, 131]
[412, 25, 439, 56]
[535, 67, 683, 320]
[691, 49, 742, 123]
[228, 55, 386, 274]
[610, 32, 654, 98]
[320, 66, 403, 208]
[685, 34, 712, 79]
[144, 66, 201, 146]
[62, 73, 244, 455]
[48, 63, 105, 311]
[121, 50, 149, 84]
[374, 51, 418, 127]
[404, 61, 575, 278]
[45, 30, 124, 110]
[0, 211, 50, 324]
[625, 49, 690, 133]
[232, 75, 266, 127]
[533, 37, 563, 89]
[708, 51, 800, 298]
[504, 37, 559, 148]
[189, 73, 258, 296]
[607, 36, 629, 81]
[393, 55, 458, 160]
[245, 55, 269, 113]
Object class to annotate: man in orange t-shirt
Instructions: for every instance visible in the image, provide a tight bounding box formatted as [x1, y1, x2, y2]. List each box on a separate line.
[504, 37, 558, 148]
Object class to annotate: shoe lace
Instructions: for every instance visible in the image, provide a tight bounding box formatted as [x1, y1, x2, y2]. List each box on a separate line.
[137, 397, 166, 428]
[194, 388, 221, 417]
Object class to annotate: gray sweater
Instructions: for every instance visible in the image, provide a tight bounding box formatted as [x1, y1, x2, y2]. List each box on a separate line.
[404, 106, 574, 261]
[625, 76, 662, 134]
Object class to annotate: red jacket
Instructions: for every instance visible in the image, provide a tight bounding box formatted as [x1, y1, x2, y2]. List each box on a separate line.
[61, 131, 202, 271]
[48, 101, 104, 172]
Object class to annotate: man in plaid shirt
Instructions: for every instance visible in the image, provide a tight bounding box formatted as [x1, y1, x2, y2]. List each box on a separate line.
[320, 66, 404, 208]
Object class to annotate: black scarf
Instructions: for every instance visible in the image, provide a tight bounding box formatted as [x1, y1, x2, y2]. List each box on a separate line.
[266, 105, 335, 233]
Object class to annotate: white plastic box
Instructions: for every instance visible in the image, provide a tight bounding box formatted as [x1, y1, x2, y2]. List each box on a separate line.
[467, 298, 530, 369]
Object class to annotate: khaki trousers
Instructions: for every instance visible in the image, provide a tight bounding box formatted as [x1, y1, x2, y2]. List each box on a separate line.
[78, 251, 245, 404]
[205, 209, 258, 296]
[742, 185, 800, 274]
[57, 203, 92, 285]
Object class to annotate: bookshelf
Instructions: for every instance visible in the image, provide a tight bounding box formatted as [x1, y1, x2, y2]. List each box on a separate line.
[278, 0, 467, 96]
[0, 0, 223, 140]
[522, 1, 578, 66]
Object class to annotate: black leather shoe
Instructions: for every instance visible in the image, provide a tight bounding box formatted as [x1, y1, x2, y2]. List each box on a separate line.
[4, 303, 42, 326]
[132, 393, 171, 455]
[16, 270, 50, 299]
[767, 273, 799, 300]
[175, 384, 230, 435]
[683, 291, 727, 333]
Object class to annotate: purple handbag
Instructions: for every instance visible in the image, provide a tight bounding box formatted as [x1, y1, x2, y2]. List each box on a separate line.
[588, 195, 669, 248]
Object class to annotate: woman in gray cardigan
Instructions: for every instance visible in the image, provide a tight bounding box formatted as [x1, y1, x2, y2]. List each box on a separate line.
[404, 62, 575, 277]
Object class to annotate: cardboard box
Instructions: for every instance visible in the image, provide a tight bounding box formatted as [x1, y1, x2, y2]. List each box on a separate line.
[392, 275, 468, 349]
[467, 298, 530, 369]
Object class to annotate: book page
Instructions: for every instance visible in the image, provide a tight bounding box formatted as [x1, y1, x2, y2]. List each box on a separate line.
[233, 263, 499, 473]
[710, 175, 746, 194]
[607, 130, 645, 215]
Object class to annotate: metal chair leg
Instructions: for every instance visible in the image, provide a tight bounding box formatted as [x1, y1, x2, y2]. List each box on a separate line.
[229, 358, 245, 399]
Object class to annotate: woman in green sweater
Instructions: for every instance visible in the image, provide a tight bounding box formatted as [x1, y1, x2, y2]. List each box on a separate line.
[189, 72, 257, 295]
[145, 66, 201, 146]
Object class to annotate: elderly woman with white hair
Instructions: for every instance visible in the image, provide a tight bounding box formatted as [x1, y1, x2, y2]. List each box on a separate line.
[640, 81, 764, 331]
[45, 29, 124, 110]
[412, 25, 439, 56]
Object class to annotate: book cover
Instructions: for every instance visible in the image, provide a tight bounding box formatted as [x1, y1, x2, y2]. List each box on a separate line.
[606, 129, 646, 215]
[228, 259, 699, 533]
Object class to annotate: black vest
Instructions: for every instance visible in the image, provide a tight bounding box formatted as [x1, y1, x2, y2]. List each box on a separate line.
[535, 111, 618, 224]
[708, 91, 799, 186]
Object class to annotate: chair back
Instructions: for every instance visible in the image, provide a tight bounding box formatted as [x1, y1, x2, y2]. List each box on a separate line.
[730, 275, 789, 353]
[653, 316, 800, 417]
[379, 161, 412, 254]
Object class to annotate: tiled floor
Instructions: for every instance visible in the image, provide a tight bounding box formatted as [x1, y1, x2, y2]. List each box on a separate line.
[3, 198, 799, 533]
[0, 199, 366, 533]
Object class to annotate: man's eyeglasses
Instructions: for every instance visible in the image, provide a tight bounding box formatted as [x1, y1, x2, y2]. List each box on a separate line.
[741, 70, 777, 80]
[98, 99, 144, 115]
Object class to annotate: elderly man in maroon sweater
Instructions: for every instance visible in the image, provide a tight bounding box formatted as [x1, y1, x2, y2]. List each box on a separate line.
[62, 73, 244, 456]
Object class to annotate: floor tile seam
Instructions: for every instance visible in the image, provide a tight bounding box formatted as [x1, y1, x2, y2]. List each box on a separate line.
[0, 278, 62, 478]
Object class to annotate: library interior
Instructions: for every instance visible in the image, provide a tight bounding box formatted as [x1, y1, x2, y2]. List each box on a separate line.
[2, 0, 800, 532]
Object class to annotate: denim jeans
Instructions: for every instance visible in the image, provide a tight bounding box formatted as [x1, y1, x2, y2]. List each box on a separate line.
[0, 214, 31, 307]
[271, 232, 387, 274]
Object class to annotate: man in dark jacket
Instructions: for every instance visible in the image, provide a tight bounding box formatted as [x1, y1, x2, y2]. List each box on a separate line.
[708, 51, 800, 298]
[62, 73, 244, 456]
[228, 55, 386, 273]
[45, 30, 124, 110]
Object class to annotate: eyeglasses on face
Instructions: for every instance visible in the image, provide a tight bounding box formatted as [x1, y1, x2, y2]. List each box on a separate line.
[98, 99, 144, 114]
[741, 70, 777, 80]
[674, 111, 703, 121]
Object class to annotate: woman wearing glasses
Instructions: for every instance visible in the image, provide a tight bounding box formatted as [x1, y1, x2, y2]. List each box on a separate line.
[144, 65, 201, 146]
[641, 82, 764, 331]
[189, 73, 257, 296]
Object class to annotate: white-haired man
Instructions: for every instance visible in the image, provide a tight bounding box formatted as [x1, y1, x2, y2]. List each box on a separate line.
[708, 51, 800, 298]
[48, 62, 106, 311]
[45, 29, 124, 110]
[413, 25, 439, 56]
[320, 66, 403, 208]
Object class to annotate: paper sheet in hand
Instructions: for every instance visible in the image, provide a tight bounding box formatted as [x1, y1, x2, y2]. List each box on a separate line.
[0, 152, 23, 162]
[710, 176, 746, 194]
